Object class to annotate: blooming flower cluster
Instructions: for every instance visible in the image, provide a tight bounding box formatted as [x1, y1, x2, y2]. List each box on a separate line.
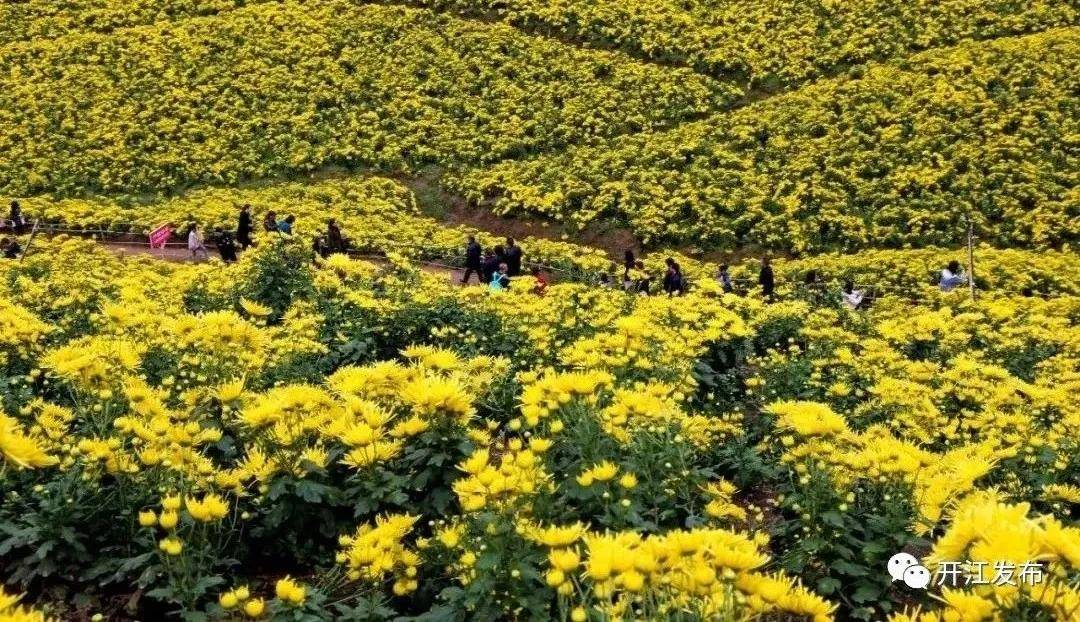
[0, 208, 1077, 621]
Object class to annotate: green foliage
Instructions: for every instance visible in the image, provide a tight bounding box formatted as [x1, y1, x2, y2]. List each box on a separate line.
[775, 474, 926, 621]
[239, 237, 315, 322]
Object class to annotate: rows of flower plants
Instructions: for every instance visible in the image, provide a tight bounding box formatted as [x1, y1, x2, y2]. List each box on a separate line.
[1, 0, 1074, 88]
[0, 0, 729, 197]
[419, 0, 1077, 84]
[453, 28, 1080, 251]
[8, 175, 1080, 297]
[1, 234, 1077, 620]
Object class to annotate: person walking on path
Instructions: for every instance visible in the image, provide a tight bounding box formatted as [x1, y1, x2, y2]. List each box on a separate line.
[214, 228, 238, 263]
[187, 224, 209, 260]
[623, 249, 635, 282]
[7, 201, 27, 234]
[237, 204, 253, 249]
[481, 249, 499, 285]
[759, 257, 775, 301]
[461, 235, 483, 284]
[325, 218, 347, 254]
[663, 257, 685, 296]
[504, 238, 523, 277]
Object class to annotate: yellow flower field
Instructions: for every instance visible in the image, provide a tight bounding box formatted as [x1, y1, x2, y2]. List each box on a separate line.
[1, 233, 1077, 620]
[454, 27, 1080, 250]
[1, 1, 1077, 620]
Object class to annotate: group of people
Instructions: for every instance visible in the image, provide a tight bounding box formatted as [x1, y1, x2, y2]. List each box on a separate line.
[184, 205, 350, 263]
[185, 223, 239, 262]
[718, 257, 970, 308]
[594, 250, 688, 296]
[591, 251, 971, 310]
[4, 196, 975, 306]
[462, 236, 547, 293]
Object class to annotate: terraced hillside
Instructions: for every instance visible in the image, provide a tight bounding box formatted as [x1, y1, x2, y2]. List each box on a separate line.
[1, 3, 1079, 622]
[454, 28, 1080, 250]
[1, 0, 1076, 253]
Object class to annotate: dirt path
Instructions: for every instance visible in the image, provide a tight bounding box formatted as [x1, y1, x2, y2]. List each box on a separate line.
[99, 240, 478, 283]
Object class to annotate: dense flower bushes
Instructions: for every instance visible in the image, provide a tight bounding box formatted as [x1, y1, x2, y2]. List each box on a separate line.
[454, 29, 1080, 250]
[2, 1, 1073, 251]
[2, 0, 1073, 87]
[0, 1, 729, 197]
[2, 1, 1078, 619]
[420, 0, 1076, 84]
[1, 238, 1077, 620]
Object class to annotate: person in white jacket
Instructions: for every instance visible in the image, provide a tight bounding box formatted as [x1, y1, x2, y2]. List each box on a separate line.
[939, 260, 966, 292]
[841, 280, 865, 310]
[187, 224, 208, 260]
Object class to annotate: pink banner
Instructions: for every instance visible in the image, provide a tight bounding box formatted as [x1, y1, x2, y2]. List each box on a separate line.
[149, 224, 173, 249]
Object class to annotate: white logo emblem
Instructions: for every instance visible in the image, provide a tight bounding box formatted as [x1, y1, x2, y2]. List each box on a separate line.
[888, 553, 931, 588]
[887, 552, 919, 581]
[902, 564, 931, 589]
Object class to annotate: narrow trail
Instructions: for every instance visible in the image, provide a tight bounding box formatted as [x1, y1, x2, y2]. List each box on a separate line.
[100, 240, 464, 279]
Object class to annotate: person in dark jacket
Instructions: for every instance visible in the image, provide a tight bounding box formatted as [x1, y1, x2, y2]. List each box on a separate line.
[504, 238, 523, 276]
[481, 249, 499, 285]
[461, 235, 483, 284]
[8, 201, 26, 234]
[214, 228, 238, 263]
[326, 218, 347, 254]
[623, 249, 635, 280]
[759, 256, 775, 301]
[1, 237, 21, 259]
[263, 210, 278, 233]
[313, 234, 329, 259]
[662, 257, 685, 296]
[237, 204, 253, 249]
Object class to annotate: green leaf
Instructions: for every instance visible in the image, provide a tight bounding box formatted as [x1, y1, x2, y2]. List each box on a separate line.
[476, 553, 500, 571]
[145, 586, 176, 601]
[821, 511, 844, 527]
[832, 560, 869, 577]
[816, 577, 842, 594]
[852, 583, 883, 603]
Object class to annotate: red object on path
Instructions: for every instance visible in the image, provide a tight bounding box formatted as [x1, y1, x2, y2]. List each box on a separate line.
[149, 224, 173, 249]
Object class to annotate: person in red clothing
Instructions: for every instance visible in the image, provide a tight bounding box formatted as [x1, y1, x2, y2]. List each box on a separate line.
[531, 265, 548, 295]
